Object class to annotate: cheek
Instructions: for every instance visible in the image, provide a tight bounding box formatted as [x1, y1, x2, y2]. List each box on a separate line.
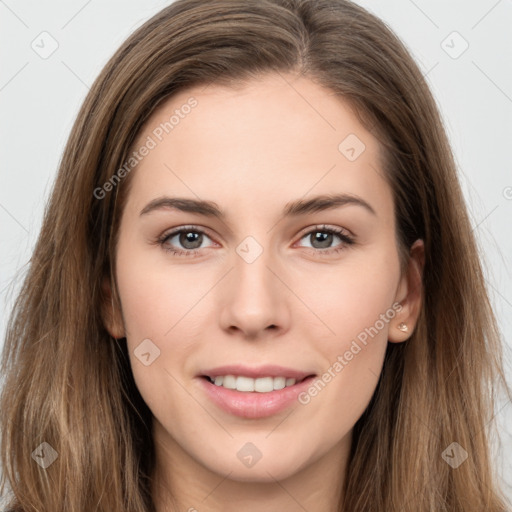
[291, 252, 399, 425]
[291, 249, 400, 347]
[113, 242, 205, 406]
[115, 240, 209, 341]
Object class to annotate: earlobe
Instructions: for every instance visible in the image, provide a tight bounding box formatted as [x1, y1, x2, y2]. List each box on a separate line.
[397, 322, 408, 332]
[100, 275, 125, 339]
[388, 239, 425, 343]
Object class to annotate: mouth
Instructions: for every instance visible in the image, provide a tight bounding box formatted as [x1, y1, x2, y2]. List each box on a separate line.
[197, 366, 317, 419]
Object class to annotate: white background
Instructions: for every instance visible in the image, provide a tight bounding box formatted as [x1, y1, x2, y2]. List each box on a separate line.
[1, 0, 511, 505]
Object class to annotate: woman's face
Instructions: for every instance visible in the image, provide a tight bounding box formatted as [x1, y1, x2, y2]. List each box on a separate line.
[108, 73, 421, 484]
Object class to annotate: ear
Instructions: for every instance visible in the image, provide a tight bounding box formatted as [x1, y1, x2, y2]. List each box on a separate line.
[100, 275, 125, 339]
[388, 239, 424, 343]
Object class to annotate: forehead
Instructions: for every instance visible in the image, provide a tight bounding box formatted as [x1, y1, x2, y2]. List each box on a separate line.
[126, 73, 392, 221]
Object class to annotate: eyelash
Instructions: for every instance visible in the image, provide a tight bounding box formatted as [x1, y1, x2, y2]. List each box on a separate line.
[157, 224, 355, 258]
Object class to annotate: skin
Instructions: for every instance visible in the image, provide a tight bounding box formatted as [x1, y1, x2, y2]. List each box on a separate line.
[103, 73, 424, 512]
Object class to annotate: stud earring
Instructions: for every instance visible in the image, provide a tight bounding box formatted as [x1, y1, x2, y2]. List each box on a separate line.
[398, 322, 408, 332]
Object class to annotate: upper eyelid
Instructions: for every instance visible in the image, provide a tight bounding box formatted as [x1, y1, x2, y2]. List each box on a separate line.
[161, 225, 217, 242]
[296, 224, 352, 238]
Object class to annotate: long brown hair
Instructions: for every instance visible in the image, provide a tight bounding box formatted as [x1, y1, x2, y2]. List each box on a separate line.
[1, 0, 510, 510]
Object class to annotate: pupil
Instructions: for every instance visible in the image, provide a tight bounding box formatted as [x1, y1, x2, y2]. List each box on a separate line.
[181, 231, 201, 249]
[313, 232, 332, 249]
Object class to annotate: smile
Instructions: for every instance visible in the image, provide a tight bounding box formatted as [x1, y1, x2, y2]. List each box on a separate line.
[199, 370, 316, 419]
[205, 375, 307, 393]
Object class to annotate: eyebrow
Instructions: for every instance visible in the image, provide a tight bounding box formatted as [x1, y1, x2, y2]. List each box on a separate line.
[139, 193, 376, 219]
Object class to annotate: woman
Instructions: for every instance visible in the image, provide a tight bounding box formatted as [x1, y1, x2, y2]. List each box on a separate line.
[1, 0, 510, 510]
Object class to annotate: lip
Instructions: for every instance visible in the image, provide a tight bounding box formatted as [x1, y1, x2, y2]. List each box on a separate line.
[197, 365, 316, 419]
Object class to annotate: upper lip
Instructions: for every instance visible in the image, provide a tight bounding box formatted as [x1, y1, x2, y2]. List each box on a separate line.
[199, 364, 315, 381]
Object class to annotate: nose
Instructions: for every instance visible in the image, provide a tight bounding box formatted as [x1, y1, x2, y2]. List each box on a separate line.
[218, 245, 290, 340]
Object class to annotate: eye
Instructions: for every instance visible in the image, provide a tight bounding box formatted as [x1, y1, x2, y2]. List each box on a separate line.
[157, 224, 355, 258]
[157, 226, 216, 257]
[296, 224, 355, 255]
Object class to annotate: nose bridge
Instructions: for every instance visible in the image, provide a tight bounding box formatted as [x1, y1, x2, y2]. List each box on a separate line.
[233, 235, 279, 311]
[218, 233, 289, 336]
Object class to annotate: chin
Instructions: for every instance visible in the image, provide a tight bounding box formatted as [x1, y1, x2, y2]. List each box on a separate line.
[196, 440, 311, 483]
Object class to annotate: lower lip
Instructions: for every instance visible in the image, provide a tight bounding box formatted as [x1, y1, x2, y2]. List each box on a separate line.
[198, 376, 316, 419]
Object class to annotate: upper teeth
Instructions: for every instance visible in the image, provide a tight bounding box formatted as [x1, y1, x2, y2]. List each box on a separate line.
[210, 375, 297, 393]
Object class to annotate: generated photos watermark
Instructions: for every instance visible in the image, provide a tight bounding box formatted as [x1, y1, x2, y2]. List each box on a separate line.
[93, 96, 198, 200]
[298, 302, 403, 405]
